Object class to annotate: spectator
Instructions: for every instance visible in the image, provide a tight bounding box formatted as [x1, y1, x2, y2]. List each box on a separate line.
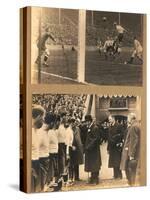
[120, 113, 141, 186]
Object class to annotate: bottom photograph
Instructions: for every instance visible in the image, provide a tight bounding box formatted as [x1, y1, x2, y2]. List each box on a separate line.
[31, 94, 142, 192]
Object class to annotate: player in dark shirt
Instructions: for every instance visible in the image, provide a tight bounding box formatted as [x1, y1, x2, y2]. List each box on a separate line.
[35, 27, 56, 66]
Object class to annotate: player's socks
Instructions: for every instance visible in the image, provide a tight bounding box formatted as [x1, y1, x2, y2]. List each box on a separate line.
[44, 62, 48, 66]
[127, 57, 134, 64]
[44, 55, 48, 62]
[35, 57, 40, 64]
[138, 58, 143, 64]
[99, 49, 101, 55]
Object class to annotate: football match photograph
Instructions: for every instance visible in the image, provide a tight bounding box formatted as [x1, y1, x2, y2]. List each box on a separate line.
[31, 7, 145, 86]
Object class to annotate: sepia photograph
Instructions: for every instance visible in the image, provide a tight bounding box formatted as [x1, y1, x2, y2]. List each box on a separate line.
[31, 7, 145, 86]
[31, 7, 79, 84]
[85, 11, 144, 86]
[31, 94, 142, 192]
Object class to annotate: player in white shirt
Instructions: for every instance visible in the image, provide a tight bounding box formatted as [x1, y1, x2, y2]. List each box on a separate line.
[127, 37, 143, 64]
[114, 22, 127, 43]
[57, 113, 67, 177]
[97, 38, 103, 55]
[103, 36, 115, 60]
[31, 105, 45, 192]
[49, 114, 63, 191]
[38, 121, 49, 191]
[64, 119, 74, 184]
[64, 120, 74, 156]
[44, 113, 61, 191]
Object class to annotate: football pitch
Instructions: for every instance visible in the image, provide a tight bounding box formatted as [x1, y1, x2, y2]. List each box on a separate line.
[38, 48, 142, 86]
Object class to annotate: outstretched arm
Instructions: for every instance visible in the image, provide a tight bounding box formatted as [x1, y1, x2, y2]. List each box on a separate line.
[123, 27, 128, 33]
[49, 34, 56, 42]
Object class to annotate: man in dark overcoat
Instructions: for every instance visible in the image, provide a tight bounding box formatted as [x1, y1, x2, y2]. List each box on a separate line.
[69, 119, 83, 181]
[84, 115, 102, 184]
[79, 120, 88, 150]
[120, 113, 140, 186]
[107, 115, 124, 179]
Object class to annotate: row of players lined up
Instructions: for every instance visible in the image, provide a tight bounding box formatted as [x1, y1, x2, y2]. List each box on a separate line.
[29, 104, 140, 192]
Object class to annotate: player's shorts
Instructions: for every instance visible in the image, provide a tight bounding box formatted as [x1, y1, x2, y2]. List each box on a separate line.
[37, 42, 46, 51]
[118, 33, 123, 42]
[97, 46, 103, 51]
[132, 49, 142, 59]
[106, 46, 114, 53]
[45, 48, 50, 56]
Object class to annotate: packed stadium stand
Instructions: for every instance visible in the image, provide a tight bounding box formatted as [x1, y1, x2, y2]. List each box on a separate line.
[41, 8, 78, 45]
[32, 94, 87, 120]
[40, 8, 143, 47]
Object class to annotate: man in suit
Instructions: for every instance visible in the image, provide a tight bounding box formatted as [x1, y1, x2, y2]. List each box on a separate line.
[120, 113, 141, 186]
[69, 118, 83, 182]
[79, 120, 88, 151]
[107, 115, 124, 179]
[84, 115, 102, 184]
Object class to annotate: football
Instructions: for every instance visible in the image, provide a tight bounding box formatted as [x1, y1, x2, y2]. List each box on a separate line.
[102, 16, 107, 22]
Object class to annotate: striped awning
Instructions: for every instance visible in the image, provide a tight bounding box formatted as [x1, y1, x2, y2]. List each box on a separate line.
[98, 95, 135, 98]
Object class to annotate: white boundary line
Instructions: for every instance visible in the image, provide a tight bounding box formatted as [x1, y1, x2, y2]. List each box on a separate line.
[33, 69, 141, 87]
[33, 69, 88, 84]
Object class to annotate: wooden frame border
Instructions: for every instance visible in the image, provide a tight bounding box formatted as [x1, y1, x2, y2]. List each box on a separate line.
[21, 7, 147, 192]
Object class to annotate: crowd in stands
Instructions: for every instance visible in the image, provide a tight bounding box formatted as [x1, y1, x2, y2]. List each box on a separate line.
[39, 9, 142, 47]
[32, 94, 87, 120]
[41, 9, 78, 45]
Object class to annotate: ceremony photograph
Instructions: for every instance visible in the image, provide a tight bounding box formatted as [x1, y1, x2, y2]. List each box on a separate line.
[31, 94, 142, 192]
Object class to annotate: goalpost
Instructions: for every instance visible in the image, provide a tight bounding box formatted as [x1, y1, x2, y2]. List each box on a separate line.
[32, 8, 87, 84]
[31, 7, 42, 84]
[77, 9, 86, 83]
[118, 13, 121, 25]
